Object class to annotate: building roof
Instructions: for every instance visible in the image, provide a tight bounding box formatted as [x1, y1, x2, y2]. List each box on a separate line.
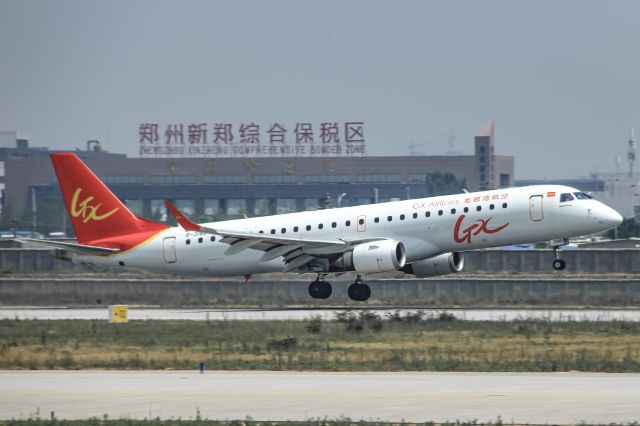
[476, 120, 495, 138]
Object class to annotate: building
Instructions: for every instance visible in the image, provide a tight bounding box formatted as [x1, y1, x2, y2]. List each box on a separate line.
[0, 132, 124, 213]
[3, 122, 514, 235]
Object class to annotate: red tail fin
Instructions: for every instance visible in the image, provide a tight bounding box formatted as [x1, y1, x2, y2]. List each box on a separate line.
[51, 153, 167, 247]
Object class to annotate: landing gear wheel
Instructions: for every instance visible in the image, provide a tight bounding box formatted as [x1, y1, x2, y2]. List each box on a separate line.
[319, 281, 332, 299]
[552, 241, 568, 271]
[308, 280, 332, 299]
[308, 281, 322, 298]
[552, 259, 566, 271]
[347, 282, 371, 302]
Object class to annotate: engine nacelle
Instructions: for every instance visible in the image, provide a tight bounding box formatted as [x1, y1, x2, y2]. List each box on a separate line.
[402, 252, 464, 277]
[333, 240, 406, 274]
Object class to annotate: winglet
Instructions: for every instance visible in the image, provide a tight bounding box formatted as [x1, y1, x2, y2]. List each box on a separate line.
[164, 201, 201, 232]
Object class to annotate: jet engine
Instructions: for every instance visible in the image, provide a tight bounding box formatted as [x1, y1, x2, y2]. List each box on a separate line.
[333, 240, 406, 274]
[402, 252, 464, 277]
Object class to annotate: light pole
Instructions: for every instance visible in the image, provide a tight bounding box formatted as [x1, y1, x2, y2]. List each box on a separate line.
[337, 193, 347, 207]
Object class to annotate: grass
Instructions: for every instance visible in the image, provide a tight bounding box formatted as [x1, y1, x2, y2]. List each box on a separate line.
[1, 312, 640, 372]
[5, 419, 636, 426]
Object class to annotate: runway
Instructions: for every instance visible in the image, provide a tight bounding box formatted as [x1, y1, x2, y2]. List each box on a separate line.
[1, 371, 639, 423]
[3, 307, 640, 321]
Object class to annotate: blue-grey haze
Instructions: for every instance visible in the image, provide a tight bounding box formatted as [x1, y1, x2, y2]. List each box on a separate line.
[1, 0, 639, 178]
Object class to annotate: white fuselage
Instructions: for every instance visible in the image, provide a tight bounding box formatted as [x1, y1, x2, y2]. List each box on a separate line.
[75, 185, 622, 276]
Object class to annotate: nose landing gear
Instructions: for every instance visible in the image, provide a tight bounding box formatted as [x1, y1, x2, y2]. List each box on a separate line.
[552, 258, 566, 270]
[308, 274, 332, 299]
[347, 274, 371, 302]
[552, 239, 568, 271]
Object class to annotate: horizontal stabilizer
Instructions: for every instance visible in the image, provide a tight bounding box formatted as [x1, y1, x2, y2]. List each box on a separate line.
[16, 238, 120, 255]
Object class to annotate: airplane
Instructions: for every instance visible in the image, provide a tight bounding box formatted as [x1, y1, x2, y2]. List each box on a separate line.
[20, 152, 623, 301]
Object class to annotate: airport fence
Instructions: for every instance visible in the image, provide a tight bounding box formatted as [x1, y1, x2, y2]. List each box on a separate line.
[1, 276, 640, 306]
[1, 248, 639, 274]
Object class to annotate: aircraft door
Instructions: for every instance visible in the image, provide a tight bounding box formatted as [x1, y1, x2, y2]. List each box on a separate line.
[529, 195, 544, 222]
[357, 215, 366, 232]
[163, 237, 177, 263]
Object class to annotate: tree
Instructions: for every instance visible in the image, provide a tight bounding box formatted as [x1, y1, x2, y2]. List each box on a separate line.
[608, 218, 640, 239]
[424, 172, 467, 196]
[34, 197, 66, 234]
[317, 193, 332, 209]
[0, 202, 17, 229]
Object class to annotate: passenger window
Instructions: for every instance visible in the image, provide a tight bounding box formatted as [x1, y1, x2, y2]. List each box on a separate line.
[387, 216, 392, 222]
[438, 210, 443, 216]
[270, 229, 276, 234]
[331, 222, 337, 228]
[400, 214, 405, 220]
[560, 193, 574, 202]
[489, 204, 495, 210]
[450, 208, 456, 214]
[259, 230, 264, 234]
[281, 228, 286, 233]
[347, 220, 352, 226]
[358, 218, 364, 225]
[374, 217, 380, 223]
[502, 203, 507, 208]
[306, 225, 311, 231]
[198, 237, 203, 243]
[186, 239, 191, 245]
[318, 224, 323, 229]
[412, 212, 418, 219]
[293, 226, 299, 232]
[463, 207, 469, 213]
[426, 211, 431, 217]
[476, 206, 482, 212]
[210, 236, 216, 242]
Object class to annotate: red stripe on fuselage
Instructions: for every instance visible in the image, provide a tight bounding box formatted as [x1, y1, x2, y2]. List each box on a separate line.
[86, 228, 170, 254]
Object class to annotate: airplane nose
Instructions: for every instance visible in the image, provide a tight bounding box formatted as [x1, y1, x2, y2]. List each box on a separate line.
[600, 206, 624, 228]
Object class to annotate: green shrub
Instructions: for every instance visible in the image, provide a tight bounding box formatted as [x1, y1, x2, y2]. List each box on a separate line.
[306, 316, 322, 334]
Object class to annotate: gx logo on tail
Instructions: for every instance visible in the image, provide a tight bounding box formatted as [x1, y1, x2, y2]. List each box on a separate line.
[70, 188, 119, 223]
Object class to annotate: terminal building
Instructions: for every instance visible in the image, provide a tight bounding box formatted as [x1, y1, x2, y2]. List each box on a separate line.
[3, 121, 514, 235]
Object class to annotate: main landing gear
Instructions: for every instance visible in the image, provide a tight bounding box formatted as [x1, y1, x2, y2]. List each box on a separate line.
[308, 274, 332, 299]
[552, 239, 568, 271]
[308, 274, 372, 302]
[347, 275, 371, 302]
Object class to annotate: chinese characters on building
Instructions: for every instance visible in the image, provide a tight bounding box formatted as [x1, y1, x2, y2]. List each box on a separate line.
[138, 122, 366, 158]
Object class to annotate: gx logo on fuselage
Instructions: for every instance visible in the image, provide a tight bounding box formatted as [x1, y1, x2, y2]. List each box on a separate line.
[453, 214, 509, 244]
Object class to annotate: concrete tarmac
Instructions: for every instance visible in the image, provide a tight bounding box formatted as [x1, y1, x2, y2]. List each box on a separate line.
[1, 371, 640, 423]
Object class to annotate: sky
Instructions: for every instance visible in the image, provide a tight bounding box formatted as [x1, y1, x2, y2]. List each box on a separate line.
[1, 0, 639, 179]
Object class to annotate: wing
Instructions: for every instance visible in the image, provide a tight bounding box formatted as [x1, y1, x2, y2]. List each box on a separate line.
[16, 238, 120, 255]
[165, 201, 373, 272]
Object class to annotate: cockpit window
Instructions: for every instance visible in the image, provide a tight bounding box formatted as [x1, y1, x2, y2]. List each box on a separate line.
[573, 192, 592, 200]
[560, 193, 574, 202]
